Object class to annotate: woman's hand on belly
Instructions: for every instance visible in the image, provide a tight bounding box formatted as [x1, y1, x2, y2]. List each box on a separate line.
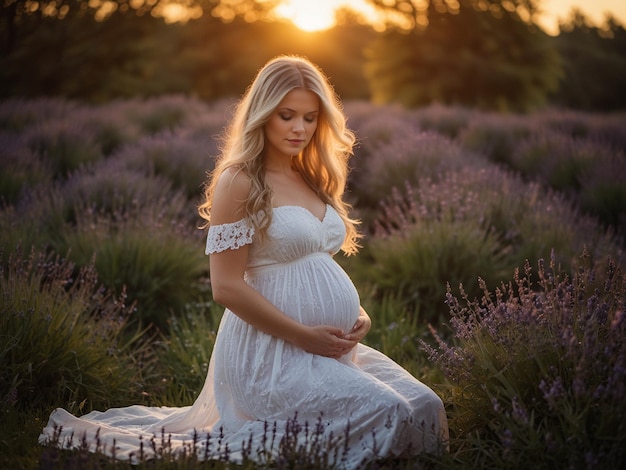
[343, 306, 371, 343]
[295, 325, 358, 359]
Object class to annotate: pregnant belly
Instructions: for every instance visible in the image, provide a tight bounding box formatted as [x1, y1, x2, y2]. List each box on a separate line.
[247, 254, 360, 332]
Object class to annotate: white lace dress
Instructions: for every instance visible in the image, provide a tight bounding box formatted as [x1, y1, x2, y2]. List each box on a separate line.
[39, 205, 448, 468]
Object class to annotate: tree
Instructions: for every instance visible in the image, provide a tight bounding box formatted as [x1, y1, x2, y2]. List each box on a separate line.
[363, 0, 562, 111]
[550, 9, 626, 111]
[0, 2, 185, 100]
[0, 0, 278, 101]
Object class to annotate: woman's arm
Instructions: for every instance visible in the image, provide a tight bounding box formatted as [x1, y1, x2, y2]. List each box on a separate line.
[209, 168, 357, 358]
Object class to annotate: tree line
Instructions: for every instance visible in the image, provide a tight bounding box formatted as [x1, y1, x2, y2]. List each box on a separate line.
[1, 0, 624, 111]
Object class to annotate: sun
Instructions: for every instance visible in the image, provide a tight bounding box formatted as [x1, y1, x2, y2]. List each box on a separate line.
[275, 0, 339, 32]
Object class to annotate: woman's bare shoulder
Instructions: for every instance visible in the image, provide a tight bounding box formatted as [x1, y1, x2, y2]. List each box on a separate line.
[211, 167, 251, 224]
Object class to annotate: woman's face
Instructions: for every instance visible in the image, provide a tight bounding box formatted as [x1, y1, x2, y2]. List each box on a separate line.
[264, 88, 319, 160]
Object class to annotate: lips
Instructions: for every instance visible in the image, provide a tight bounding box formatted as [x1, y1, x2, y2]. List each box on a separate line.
[287, 139, 305, 144]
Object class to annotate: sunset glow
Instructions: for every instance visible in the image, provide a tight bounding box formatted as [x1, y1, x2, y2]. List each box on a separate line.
[540, 0, 626, 34]
[273, 0, 626, 34]
[275, 0, 381, 32]
[275, 0, 336, 31]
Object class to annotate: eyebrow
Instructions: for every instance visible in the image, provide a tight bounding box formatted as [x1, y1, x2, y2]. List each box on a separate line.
[278, 108, 319, 114]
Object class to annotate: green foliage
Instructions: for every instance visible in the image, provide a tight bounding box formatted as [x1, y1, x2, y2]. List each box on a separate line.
[359, 292, 445, 385]
[57, 210, 209, 333]
[0, 7, 189, 102]
[364, 3, 562, 110]
[550, 10, 626, 111]
[1, 2, 625, 112]
[0, 248, 146, 412]
[0, 188, 70, 266]
[150, 303, 223, 406]
[364, 215, 509, 325]
[0, 6, 374, 103]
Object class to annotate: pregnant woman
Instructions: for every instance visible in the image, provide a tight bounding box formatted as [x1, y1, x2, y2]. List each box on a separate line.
[40, 56, 448, 468]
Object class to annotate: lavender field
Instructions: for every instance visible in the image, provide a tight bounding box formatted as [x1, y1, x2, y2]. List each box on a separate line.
[1, 96, 625, 468]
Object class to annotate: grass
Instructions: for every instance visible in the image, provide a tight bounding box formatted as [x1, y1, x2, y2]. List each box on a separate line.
[56, 211, 209, 333]
[0, 249, 149, 412]
[150, 303, 223, 406]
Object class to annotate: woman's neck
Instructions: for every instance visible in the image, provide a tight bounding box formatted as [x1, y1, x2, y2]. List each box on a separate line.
[264, 155, 296, 175]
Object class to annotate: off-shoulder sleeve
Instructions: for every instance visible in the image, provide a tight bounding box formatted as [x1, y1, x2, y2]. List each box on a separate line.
[205, 219, 255, 255]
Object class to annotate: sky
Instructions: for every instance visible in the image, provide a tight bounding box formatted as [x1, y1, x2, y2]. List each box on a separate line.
[540, 0, 626, 33]
[274, 0, 626, 34]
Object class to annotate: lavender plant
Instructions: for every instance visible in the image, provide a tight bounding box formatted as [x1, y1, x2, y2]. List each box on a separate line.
[2, 97, 626, 469]
[39, 414, 356, 470]
[423, 251, 626, 468]
[0, 186, 69, 266]
[22, 118, 104, 178]
[71, 104, 141, 156]
[511, 130, 612, 192]
[111, 130, 216, 199]
[56, 206, 209, 333]
[533, 108, 593, 139]
[534, 108, 626, 150]
[412, 103, 476, 139]
[0, 248, 147, 412]
[122, 95, 210, 135]
[350, 106, 421, 160]
[352, 131, 486, 212]
[343, 100, 391, 134]
[363, 203, 509, 325]
[60, 161, 188, 224]
[0, 133, 52, 205]
[579, 153, 626, 238]
[458, 113, 537, 165]
[0, 97, 81, 132]
[354, 166, 623, 325]
[584, 113, 626, 151]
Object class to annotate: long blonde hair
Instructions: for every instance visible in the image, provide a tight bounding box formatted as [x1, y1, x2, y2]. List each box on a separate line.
[198, 55, 360, 255]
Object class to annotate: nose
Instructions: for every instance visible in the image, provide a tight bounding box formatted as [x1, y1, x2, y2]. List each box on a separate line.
[292, 117, 305, 133]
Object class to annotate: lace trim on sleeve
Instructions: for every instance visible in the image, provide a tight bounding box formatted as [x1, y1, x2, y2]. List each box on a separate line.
[205, 219, 255, 255]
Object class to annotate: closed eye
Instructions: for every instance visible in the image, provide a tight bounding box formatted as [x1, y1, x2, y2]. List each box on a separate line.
[279, 111, 318, 122]
[280, 115, 317, 122]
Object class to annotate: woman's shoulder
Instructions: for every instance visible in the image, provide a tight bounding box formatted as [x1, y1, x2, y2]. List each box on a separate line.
[215, 166, 251, 194]
[211, 166, 251, 224]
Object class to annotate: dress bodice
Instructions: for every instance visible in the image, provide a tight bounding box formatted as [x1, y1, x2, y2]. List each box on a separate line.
[205, 204, 346, 269]
[248, 205, 345, 268]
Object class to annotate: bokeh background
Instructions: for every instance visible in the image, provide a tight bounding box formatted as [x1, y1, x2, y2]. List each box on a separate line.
[1, 0, 625, 111]
[2, 1, 626, 469]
